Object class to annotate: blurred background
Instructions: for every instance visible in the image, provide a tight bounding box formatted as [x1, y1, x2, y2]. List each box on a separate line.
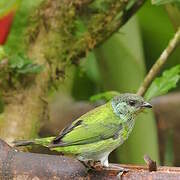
[0, 0, 180, 167]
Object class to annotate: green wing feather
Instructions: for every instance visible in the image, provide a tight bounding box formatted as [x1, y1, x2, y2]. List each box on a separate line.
[49, 102, 122, 148]
[13, 136, 55, 147]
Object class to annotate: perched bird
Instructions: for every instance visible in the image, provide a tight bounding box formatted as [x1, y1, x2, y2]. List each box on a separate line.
[14, 93, 152, 167]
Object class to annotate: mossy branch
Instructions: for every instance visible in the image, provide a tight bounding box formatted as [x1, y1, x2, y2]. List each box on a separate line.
[137, 27, 180, 96]
[0, 0, 146, 143]
[0, 139, 180, 179]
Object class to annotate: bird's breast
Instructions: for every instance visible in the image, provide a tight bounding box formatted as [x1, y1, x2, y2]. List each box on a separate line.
[118, 117, 135, 142]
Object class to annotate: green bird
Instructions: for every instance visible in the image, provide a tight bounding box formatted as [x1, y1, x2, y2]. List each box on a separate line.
[14, 93, 152, 167]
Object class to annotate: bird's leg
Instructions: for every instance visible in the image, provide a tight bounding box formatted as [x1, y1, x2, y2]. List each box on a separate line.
[85, 157, 108, 170]
[100, 155, 109, 167]
[80, 160, 102, 170]
[84, 155, 109, 170]
[91, 160, 104, 170]
[89, 155, 109, 170]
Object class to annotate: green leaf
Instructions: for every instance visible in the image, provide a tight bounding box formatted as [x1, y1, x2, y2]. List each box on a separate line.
[145, 65, 180, 100]
[90, 91, 120, 102]
[17, 63, 43, 74]
[9, 53, 43, 74]
[9, 53, 28, 68]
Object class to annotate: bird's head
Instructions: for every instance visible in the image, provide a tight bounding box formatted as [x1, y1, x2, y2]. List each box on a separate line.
[112, 93, 152, 120]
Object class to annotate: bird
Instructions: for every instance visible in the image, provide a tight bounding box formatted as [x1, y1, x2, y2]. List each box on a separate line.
[13, 93, 152, 167]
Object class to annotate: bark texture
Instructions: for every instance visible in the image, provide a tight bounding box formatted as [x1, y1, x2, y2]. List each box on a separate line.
[0, 139, 179, 180]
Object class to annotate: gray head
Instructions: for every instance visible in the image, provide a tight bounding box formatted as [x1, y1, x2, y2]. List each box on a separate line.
[112, 93, 152, 120]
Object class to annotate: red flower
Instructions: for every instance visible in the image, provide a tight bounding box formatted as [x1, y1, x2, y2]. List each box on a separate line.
[0, 11, 15, 44]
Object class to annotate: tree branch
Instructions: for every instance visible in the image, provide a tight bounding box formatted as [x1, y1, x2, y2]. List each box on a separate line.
[137, 27, 180, 96]
[96, 0, 147, 48]
[0, 139, 180, 179]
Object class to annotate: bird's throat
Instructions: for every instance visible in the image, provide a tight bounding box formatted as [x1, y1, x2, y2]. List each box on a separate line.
[111, 101, 132, 122]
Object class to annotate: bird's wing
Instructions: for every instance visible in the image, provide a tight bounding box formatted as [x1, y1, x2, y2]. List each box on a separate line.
[49, 116, 122, 148]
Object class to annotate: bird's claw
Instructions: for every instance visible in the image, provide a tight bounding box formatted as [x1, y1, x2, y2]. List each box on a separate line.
[116, 167, 129, 180]
[81, 160, 103, 170]
[92, 161, 104, 170]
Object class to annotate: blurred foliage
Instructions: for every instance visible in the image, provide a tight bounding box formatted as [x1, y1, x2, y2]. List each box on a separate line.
[5, 0, 43, 54]
[0, 1, 43, 87]
[0, 93, 4, 114]
[95, 18, 145, 93]
[138, 1, 180, 76]
[9, 53, 43, 74]
[72, 52, 101, 100]
[0, 46, 5, 59]
[164, 130, 174, 166]
[90, 65, 180, 102]
[0, 0, 21, 17]
[165, 3, 180, 28]
[0, 47, 43, 87]
[145, 65, 180, 100]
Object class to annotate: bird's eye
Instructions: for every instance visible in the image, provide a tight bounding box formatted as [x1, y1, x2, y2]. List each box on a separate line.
[129, 100, 136, 106]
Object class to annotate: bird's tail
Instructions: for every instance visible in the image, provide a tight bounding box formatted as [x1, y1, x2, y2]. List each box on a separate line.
[13, 136, 55, 148]
[13, 140, 35, 147]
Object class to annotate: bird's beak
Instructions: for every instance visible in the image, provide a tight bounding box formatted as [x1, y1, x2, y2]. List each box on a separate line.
[141, 102, 152, 108]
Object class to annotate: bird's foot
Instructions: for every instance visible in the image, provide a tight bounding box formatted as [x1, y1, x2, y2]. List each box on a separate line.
[81, 160, 104, 170]
[91, 161, 104, 171]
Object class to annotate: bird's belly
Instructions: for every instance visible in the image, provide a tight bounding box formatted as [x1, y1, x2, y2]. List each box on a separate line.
[76, 134, 127, 161]
[54, 119, 135, 161]
[77, 119, 135, 160]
